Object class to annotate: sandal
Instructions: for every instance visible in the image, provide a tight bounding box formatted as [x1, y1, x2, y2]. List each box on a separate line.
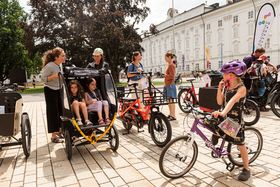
[85, 120, 93, 126]
[167, 115, 177, 121]
[105, 118, 111, 125]
[98, 119, 105, 125]
[51, 136, 64, 143]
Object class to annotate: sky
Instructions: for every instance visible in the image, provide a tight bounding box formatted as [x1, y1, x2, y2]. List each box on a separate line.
[18, 0, 226, 32]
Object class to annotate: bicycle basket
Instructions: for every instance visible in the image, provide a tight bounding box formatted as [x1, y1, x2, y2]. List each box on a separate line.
[218, 117, 241, 138]
[142, 87, 177, 106]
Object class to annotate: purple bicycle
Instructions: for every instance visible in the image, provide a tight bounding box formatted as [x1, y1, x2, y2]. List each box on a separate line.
[159, 106, 263, 179]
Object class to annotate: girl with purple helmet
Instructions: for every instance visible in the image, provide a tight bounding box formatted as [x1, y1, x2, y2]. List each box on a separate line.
[212, 60, 250, 181]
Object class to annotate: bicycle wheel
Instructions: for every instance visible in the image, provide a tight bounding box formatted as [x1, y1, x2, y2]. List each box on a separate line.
[228, 127, 263, 167]
[243, 99, 260, 126]
[150, 113, 172, 147]
[159, 135, 198, 179]
[21, 113, 31, 158]
[178, 89, 197, 113]
[271, 93, 280, 118]
[109, 125, 119, 152]
[64, 129, 72, 160]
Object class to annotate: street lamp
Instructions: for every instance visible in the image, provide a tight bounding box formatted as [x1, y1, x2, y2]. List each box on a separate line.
[172, 0, 175, 54]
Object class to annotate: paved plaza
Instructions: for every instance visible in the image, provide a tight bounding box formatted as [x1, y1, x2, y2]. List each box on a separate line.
[0, 92, 280, 187]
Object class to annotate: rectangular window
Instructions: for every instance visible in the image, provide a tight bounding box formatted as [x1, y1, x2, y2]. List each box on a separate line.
[233, 15, 238, 23]
[218, 20, 222, 27]
[206, 24, 211, 30]
[248, 22, 254, 35]
[218, 61, 223, 69]
[248, 11, 254, 19]
[186, 65, 190, 71]
[265, 38, 270, 49]
[195, 63, 200, 71]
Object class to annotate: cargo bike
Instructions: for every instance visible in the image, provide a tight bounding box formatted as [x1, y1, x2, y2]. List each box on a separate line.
[0, 84, 31, 158]
[60, 66, 119, 160]
[117, 72, 173, 147]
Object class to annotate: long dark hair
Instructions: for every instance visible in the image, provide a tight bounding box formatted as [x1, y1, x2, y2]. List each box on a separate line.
[42, 47, 64, 66]
[68, 80, 84, 98]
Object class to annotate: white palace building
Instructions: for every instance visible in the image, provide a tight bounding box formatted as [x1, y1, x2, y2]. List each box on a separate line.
[140, 0, 280, 73]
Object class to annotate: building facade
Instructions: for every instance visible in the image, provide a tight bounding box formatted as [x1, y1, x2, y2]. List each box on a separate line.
[140, 0, 280, 73]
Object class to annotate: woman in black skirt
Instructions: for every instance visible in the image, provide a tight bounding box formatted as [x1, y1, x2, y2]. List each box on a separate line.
[41, 47, 66, 143]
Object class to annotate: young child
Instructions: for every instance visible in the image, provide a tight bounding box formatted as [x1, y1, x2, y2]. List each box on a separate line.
[69, 80, 93, 126]
[212, 60, 250, 181]
[85, 78, 111, 125]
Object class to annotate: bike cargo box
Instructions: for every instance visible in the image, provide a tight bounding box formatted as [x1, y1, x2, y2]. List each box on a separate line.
[0, 92, 22, 136]
[199, 87, 221, 111]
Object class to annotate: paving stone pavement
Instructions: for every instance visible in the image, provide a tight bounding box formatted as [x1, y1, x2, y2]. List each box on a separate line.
[0, 93, 280, 187]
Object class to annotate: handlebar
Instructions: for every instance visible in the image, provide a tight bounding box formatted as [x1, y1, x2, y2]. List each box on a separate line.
[129, 72, 153, 76]
[0, 83, 24, 93]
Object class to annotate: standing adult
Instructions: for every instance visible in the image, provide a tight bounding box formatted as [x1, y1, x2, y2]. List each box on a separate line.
[41, 47, 66, 143]
[164, 52, 177, 121]
[243, 48, 265, 90]
[87, 48, 109, 72]
[126, 51, 148, 103]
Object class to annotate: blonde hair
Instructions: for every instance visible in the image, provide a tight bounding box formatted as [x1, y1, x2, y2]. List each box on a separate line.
[42, 47, 64, 66]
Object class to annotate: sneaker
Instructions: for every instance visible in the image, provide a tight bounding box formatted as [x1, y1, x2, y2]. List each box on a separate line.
[85, 120, 93, 126]
[238, 168, 251, 181]
[76, 119, 83, 126]
[211, 134, 219, 146]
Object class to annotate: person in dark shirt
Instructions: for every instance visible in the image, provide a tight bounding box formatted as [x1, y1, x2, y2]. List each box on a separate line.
[243, 48, 265, 90]
[86, 48, 109, 72]
[69, 80, 93, 126]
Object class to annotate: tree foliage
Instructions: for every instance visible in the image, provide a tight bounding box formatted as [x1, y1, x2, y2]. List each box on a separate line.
[27, 0, 150, 81]
[0, 0, 31, 82]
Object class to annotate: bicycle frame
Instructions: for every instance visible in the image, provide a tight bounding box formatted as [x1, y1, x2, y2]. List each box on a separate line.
[189, 117, 228, 158]
[118, 96, 151, 121]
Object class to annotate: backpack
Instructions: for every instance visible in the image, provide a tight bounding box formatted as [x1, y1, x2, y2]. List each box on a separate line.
[125, 63, 143, 82]
[249, 62, 263, 79]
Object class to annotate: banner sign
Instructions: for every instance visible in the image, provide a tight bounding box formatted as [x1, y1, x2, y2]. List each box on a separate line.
[253, 3, 276, 52]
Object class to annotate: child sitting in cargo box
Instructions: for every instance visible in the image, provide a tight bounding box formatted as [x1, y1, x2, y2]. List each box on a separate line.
[69, 80, 93, 127]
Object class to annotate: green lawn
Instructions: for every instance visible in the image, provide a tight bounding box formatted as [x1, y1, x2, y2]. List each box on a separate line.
[22, 86, 44, 94]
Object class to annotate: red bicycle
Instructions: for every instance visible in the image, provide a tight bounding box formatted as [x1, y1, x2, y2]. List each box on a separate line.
[118, 72, 172, 147]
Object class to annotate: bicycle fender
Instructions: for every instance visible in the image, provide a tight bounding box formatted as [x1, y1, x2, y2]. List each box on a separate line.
[178, 86, 190, 90]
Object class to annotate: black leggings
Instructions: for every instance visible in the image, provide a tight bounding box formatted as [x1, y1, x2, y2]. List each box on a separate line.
[44, 87, 63, 133]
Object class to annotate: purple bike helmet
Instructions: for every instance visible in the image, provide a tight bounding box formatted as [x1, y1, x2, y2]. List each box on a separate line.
[221, 60, 247, 76]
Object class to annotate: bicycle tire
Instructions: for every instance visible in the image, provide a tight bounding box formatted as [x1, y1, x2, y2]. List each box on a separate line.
[271, 93, 280, 118]
[109, 125, 119, 152]
[150, 113, 172, 147]
[21, 113, 31, 158]
[64, 129, 72, 160]
[227, 127, 263, 167]
[159, 135, 198, 179]
[243, 99, 260, 126]
[178, 89, 197, 113]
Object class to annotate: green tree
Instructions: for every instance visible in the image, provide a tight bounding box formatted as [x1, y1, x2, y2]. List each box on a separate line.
[0, 0, 30, 82]
[28, 0, 150, 81]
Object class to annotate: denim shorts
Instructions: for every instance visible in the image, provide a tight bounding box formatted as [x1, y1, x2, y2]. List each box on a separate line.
[163, 84, 177, 99]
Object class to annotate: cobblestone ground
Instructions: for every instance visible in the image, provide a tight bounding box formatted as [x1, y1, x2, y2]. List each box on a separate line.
[0, 93, 280, 187]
